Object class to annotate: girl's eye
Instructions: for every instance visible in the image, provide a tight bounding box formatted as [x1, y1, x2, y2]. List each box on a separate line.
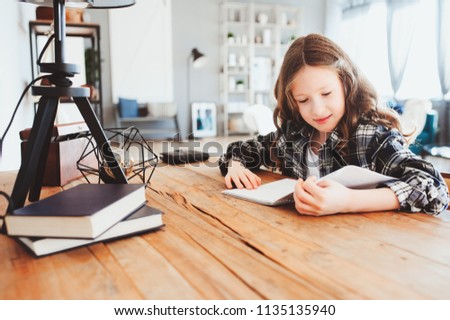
[322, 91, 332, 96]
[298, 99, 308, 104]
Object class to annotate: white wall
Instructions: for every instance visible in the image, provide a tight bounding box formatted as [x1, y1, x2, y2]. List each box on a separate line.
[0, 1, 35, 171]
[171, 0, 326, 138]
[171, 0, 220, 138]
[109, 0, 173, 104]
[0, 0, 326, 172]
[0, 3, 114, 171]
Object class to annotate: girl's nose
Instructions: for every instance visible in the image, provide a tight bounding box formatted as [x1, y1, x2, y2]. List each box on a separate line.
[310, 97, 324, 115]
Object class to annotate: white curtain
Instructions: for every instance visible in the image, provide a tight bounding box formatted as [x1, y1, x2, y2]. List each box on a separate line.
[338, 1, 392, 98]
[437, 0, 450, 143]
[332, 0, 442, 101]
[386, 0, 419, 98]
[339, 2, 371, 61]
[437, 0, 450, 98]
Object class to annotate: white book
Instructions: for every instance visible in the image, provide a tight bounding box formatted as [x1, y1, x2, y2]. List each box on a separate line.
[223, 178, 298, 206]
[317, 165, 397, 189]
[222, 165, 397, 206]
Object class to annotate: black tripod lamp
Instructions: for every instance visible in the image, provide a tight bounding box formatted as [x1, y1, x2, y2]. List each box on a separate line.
[10, 0, 135, 211]
[187, 48, 207, 138]
[190, 48, 207, 68]
[20, 0, 135, 8]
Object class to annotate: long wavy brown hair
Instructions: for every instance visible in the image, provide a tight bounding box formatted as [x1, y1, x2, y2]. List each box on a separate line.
[273, 33, 404, 156]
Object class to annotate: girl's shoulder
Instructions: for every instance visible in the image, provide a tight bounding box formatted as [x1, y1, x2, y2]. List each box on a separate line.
[354, 121, 402, 137]
[353, 122, 406, 147]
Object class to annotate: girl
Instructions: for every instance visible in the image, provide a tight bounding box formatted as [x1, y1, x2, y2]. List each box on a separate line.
[219, 33, 449, 216]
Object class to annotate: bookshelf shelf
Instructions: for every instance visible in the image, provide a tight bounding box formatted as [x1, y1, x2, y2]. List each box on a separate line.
[29, 20, 104, 124]
[220, 1, 303, 135]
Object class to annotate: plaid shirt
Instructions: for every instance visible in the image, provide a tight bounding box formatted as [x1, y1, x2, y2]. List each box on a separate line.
[219, 120, 449, 215]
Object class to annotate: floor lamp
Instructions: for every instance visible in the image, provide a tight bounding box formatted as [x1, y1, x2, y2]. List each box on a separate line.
[187, 48, 207, 139]
[9, 0, 135, 211]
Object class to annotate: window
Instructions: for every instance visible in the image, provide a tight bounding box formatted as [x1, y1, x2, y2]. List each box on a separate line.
[332, 0, 442, 100]
[396, 0, 441, 100]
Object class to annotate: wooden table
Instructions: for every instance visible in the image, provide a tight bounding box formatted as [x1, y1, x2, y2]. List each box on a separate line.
[1, 163, 450, 299]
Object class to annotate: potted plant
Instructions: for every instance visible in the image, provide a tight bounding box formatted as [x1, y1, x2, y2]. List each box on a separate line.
[227, 32, 235, 44]
[236, 79, 245, 91]
[84, 48, 100, 100]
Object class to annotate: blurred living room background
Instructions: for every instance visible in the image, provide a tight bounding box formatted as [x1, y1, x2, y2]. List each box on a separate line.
[0, 0, 449, 172]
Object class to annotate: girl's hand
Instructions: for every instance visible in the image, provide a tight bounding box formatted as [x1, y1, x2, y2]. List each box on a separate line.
[293, 176, 352, 216]
[224, 160, 262, 190]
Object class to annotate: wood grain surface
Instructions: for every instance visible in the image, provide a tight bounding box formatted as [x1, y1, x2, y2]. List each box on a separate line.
[1, 162, 449, 299]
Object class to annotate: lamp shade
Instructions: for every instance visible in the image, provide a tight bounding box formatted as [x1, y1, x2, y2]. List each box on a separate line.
[191, 48, 207, 68]
[86, 0, 136, 8]
[19, 0, 135, 8]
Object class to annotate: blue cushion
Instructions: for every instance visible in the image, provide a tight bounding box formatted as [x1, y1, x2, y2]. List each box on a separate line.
[409, 111, 438, 155]
[118, 97, 139, 118]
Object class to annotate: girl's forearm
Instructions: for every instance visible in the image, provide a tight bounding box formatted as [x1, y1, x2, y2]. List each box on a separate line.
[345, 188, 400, 213]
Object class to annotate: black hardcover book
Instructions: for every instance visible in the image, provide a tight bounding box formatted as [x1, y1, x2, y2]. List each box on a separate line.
[17, 204, 164, 257]
[5, 184, 145, 239]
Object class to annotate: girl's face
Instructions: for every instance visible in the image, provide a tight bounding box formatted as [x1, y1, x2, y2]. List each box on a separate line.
[291, 65, 346, 141]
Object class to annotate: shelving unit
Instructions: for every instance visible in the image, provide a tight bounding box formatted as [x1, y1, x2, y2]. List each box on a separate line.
[220, 1, 303, 135]
[29, 20, 103, 124]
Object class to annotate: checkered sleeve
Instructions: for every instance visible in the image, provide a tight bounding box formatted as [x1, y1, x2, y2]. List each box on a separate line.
[370, 130, 449, 215]
[219, 132, 278, 176]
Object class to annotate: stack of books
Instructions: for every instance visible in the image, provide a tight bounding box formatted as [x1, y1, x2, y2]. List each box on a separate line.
[4, 184, 164, 256]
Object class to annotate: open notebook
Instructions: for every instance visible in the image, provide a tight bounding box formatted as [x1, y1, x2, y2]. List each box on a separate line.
[222, 165, 398, 206]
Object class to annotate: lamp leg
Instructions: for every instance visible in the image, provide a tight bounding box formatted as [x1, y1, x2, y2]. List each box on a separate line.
[28, 97, 59, 202]
[9, 96, 59, 210]
[74, 97, 127, 183]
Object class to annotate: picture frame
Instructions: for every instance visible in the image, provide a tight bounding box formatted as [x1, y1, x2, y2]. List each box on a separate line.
[191, 102, 217, 137]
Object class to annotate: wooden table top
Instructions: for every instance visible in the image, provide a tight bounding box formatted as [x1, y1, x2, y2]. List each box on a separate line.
[1, 163, 449, 299]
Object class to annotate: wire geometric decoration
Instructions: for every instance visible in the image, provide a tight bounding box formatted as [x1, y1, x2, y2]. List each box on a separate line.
[77, 126, 158, 186]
